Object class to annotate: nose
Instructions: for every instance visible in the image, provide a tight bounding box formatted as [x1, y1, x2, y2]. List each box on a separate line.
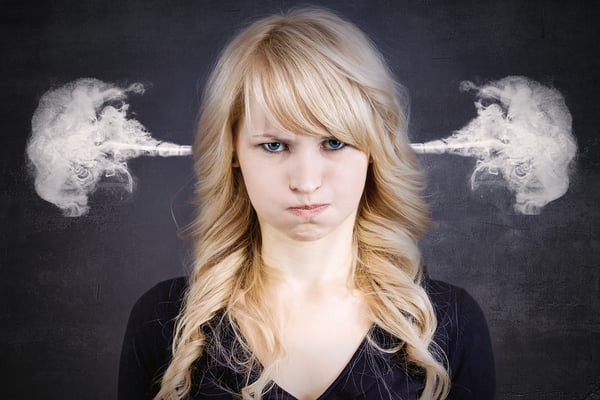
[288, 150, 323, 193]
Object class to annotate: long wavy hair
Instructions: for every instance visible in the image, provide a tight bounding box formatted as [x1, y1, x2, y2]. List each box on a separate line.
[156, 7, 450, 400]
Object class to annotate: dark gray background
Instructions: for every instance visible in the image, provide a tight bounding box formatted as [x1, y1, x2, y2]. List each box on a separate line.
[1, 0, 599, 399]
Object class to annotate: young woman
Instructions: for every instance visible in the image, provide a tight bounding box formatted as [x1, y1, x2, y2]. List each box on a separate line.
[119, 7, 495, 400]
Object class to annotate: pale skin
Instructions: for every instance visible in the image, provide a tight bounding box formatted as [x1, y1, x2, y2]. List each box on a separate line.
[234, 98, 373, 399]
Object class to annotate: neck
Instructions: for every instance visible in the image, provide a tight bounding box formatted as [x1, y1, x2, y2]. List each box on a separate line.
[260, 218, 356, 290]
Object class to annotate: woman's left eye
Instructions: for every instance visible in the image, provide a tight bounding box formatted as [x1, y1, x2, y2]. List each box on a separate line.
[324, 138, 345, 150]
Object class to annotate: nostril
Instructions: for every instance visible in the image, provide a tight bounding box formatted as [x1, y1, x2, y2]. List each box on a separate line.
[289, 180, 321, 193]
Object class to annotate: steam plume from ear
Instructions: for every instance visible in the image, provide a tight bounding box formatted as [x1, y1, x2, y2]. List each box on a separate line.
[27, 76, 576, 217]
[26, 78, 191, 217]
[411, 76, 577, 214]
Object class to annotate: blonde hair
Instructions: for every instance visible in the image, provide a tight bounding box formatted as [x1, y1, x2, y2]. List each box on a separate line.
[156, 7, 450, 400]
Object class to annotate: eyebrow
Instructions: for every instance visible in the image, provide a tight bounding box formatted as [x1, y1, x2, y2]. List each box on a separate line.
[251, 132, 295, 140]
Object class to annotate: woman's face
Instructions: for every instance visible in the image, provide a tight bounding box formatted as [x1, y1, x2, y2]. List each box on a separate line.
[235, 98, 369, 242]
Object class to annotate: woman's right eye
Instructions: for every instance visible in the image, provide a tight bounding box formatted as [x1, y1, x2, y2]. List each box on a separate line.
[262, 142, 286, 152]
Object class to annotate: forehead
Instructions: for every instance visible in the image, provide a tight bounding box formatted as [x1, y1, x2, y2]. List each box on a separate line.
[241, 93, 325, 139]
[238, 48, 374, 151]
[243, 96, 277, 129]
[240, 46, 353, 136]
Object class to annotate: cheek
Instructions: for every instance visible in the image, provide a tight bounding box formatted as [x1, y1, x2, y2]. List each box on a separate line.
[336, 157, 369, 196]
[239, 163, 276, 210]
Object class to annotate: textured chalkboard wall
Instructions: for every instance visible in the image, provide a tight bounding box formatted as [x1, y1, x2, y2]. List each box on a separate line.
[1, 0, 599, 399]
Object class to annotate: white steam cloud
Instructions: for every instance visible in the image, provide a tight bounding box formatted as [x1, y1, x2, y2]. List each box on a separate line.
[411, 76, 577, 214]
[26, 78, 191, 217]
[27, 76, 576, 217]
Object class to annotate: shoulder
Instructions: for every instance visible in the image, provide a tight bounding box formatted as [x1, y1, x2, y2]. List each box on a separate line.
[124, 276, 188, 348]
[118, 277, 189, 399]
[126, 277, 189, 346]
[130, 277, 188, 322]
[422, 277, 490, 360]
[125, 277, 189, 360]
[422, 277, 487, 331]
[422, 276, 496, 399]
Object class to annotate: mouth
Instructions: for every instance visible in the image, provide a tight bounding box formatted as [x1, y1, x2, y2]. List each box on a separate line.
[287, 204, 328, 217]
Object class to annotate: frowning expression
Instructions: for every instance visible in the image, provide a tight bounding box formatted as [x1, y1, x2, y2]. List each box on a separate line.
[235, 99, 369, 242]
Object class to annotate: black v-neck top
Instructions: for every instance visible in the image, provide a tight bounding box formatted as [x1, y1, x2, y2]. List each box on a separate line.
[118, 277, 495, 399]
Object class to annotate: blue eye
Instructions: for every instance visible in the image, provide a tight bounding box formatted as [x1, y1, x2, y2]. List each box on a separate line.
[324, 138, 345, 150]
[262, 142, 286, 152]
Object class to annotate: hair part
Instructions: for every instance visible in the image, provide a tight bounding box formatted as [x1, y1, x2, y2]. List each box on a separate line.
[156, 7, 449, 400]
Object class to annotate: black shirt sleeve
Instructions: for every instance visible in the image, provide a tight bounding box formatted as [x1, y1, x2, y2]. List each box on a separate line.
[118, 278, 187, 400]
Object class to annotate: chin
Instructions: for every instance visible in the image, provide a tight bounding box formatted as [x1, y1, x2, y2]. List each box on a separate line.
[288, 226, 327, 242]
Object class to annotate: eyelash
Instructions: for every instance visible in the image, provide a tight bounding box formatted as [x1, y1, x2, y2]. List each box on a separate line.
[261, 139, 346, 153]
[262, 142, 286, 152]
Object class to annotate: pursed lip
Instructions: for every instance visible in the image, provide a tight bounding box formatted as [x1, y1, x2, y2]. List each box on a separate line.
[287, 204, 328, 217]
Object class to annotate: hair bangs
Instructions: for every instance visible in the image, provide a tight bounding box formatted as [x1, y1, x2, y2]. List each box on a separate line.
[241, 32, 375, 152]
